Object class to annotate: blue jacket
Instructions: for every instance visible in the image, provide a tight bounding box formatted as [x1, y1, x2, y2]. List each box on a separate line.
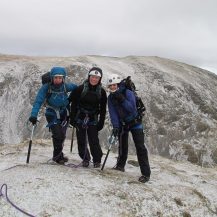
[108, 88, 143, 130]
[31, 82, 77, 126]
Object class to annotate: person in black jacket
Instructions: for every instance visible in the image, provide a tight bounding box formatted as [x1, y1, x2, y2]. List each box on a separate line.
[69, 67, 107, 168]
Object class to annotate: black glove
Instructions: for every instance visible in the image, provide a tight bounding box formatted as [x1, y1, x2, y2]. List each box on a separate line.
[97, 121, 104, 131]
[113, 92, 125, 103]
[112, 128, 120, 137]
[29, 116, 37, 125]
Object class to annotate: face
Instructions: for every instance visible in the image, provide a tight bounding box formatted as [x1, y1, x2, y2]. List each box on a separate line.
[108, 83, 118, 92]
[89, 75, 101, 86]
[53, 76, 63, 85]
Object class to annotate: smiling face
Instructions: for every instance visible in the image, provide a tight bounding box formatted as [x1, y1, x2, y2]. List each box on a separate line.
[89, 75, 101, 86]
[108, 83, 118, 92]
[53, 76, 63, 85]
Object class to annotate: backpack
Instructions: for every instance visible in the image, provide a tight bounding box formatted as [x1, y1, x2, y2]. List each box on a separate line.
[121, 76, 146, 118]
[41, 71, 51, 84]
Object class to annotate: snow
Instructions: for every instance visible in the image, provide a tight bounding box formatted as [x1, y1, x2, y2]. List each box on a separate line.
[1, 140, 217, 217]
[0, 54, 217, 216]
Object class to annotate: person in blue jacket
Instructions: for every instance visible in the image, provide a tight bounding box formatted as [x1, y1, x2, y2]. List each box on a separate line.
[107, 73, 151, 183]
[29, 67, 77, 164]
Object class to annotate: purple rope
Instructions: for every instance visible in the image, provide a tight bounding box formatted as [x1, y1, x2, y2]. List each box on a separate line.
[0, 184, 35, 217]
[2, 165, 23, 171]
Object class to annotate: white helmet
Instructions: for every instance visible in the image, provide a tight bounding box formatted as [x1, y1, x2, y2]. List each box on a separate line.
[107, 74, 122, 86]
[88, 67, 102, 78]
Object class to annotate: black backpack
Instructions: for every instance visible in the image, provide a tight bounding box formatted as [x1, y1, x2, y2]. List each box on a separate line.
[121, 76, 146, 118]
[41, 72, 51, 84]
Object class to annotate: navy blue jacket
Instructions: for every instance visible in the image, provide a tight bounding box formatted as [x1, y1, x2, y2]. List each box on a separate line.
[108, 88, 142, 129]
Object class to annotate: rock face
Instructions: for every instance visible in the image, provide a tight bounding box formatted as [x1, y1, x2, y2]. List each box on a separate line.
[0, 54, 217, 166]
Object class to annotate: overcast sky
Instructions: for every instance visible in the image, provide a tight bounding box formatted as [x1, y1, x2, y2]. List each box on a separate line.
[0, 0, 217, 73]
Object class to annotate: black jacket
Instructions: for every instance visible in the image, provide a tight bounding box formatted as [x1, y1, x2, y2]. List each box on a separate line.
[69, 81, 107, 127]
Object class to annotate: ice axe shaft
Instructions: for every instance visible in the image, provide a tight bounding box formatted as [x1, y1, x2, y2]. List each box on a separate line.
[26, 125, 36, 164]
[101, 135, 117, 171]
[101, 143, 112, 171]
[70, 127, 75, 152]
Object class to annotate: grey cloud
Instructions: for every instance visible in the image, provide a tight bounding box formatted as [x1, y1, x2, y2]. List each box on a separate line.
[0, 0, 217, 73]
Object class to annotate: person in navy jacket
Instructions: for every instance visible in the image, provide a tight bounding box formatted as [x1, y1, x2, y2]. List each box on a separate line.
[29, 67, 77, 164]
[107, 74, 151, 183]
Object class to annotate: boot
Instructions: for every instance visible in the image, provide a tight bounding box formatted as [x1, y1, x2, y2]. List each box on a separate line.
[53, 153, 68, 165]
[113, 165, 125, 172]
[62, 154, 69, 162]
[82, 160, 89, 167]
[93, 162, 101, 168]
[138, 175, 150, 183]
[53, 158, 65, 165]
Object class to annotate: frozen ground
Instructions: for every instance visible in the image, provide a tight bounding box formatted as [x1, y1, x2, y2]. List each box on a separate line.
[0, 139, 217, 217]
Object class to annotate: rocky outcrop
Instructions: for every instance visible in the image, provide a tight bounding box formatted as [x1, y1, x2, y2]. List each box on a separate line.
[0, 55, 217, 166]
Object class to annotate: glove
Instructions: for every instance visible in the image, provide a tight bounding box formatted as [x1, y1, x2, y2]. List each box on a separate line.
[29, 116, 37, 125]
[97, 121, 104, 131]
[113, 92, 125, 103]
[112, 128, 120, 137]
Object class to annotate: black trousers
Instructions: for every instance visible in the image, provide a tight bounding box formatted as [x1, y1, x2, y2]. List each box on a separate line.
[117, 129, 151, 177]
[50, 124, 67, 160]
[76, 125, 103, 163]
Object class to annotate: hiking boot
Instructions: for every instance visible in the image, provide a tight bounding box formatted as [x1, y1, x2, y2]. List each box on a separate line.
[138, 175, 150, 183]
[82, 161, 89, 167]
[93, 162, 101, 168]
[61, 153, 68, 162]
[62, 156, 69, 162]
[53, 154, 68, 165]
[113, 166, 125, 172]
[54, 158, 65, 165]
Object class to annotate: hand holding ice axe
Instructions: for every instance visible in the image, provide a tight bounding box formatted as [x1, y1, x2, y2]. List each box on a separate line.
[26, 116, 39, 163]
[101, 129, 119, 171]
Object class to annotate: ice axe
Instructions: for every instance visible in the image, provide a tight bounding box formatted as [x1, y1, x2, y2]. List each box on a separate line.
[26, 124, 36, 164]
[101, 133, 118, 171]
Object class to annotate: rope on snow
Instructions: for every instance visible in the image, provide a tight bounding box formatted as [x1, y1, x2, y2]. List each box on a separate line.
[0, 183, 35, 217]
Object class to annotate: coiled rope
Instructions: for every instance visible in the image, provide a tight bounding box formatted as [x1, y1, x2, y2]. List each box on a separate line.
[0, 184, 35, 217]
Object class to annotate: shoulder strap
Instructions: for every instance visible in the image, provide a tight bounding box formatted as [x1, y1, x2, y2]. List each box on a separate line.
[46, 83, 52, 98]
[80, 80, 89, 99]
[96, 83, 102, 100]
[63, 83, 67, 93]
[41, 83, 51, 107]
[62, 79, 68, 93]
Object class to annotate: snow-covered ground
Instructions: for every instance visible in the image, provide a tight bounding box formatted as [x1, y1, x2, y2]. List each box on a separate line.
[1, 139, 217, 217]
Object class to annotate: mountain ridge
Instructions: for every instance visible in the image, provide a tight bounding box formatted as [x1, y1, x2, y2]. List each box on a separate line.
[0, 54, 217, 167]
